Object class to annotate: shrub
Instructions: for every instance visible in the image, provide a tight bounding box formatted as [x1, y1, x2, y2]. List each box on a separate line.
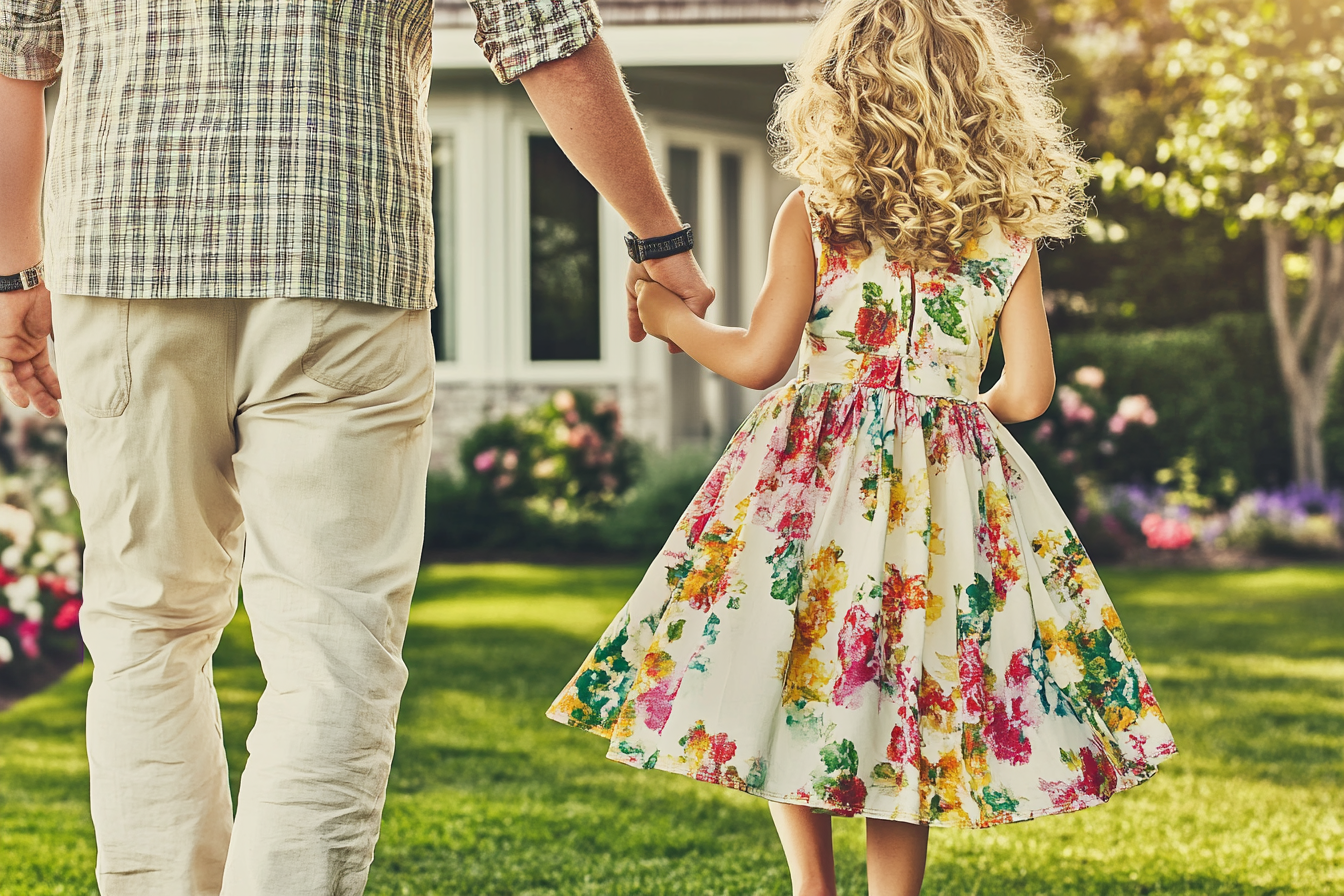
[0, 415, 83, 688]
[599, 445, 720, 559]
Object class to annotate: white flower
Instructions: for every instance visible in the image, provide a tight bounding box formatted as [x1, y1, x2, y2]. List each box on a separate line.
[37, 530, 75, 556]
[30, 552, 50, 571]
[38, 486, 70, 516]
[0, 504, 35, 551]
[23, 601, 43, 623]
[4, 575, 40, 612]
[55, 551, 82, 578]
[0, 637, 12, 664]
[1, 545, 23, 570]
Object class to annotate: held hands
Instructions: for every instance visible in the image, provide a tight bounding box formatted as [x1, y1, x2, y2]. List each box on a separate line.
[0, 283, 61, 418]
[625, 250, 714, 352]
[632, 277, 688, 343]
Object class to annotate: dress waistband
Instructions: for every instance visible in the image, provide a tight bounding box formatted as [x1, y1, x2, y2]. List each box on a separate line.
[800, 349, 906, 389]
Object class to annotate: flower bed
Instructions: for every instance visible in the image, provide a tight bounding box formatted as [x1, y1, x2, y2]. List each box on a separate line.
[0, 410, 83, 701]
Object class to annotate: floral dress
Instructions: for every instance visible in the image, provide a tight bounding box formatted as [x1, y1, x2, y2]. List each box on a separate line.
[547, 208, 1178, 827]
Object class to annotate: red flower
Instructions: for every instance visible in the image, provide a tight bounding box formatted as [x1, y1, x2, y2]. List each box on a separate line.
[958, 637, 987, 723]
[833, 604, 878, 707]
[854, 306, 900, 348]
[53, 598, 82, 631]
[0, 607, 12, 627]
[17, 619, 41, 659]
[885, 710, 920, 766]
[824, 775, 868, 814]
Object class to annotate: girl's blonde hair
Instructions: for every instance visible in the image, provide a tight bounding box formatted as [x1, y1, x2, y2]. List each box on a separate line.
[772, 0, 1089, 267]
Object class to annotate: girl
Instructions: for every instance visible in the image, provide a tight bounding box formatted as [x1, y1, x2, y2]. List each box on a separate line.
[548, 0, 1178, 892]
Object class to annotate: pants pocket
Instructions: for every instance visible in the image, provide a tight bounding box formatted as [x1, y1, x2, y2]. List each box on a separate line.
[301, 299, 413, 395]
[51, 295, 132, 418]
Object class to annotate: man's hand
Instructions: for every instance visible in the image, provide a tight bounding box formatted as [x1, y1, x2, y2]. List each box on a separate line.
[625, 252, 715, 353]
[0, 283, 61, 417]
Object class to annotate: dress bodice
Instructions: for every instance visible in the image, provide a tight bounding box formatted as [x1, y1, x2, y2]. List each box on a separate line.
[800, 207, 1034, 402]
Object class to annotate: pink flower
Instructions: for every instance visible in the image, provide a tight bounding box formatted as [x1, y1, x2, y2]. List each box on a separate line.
[493, 474, 515, 491]
[53, 598, 82, 631]
[473, 448, 498, 472]
[1057, 386, 1097, 424]
[17, 619, 41, 659]
[552, 389, 577, 413]
[1115, 395, 1158, 429]
[0, 606, 12, 627]
[1140, 514, 1193, 550]
[501, 449, 519, 471]
[1059, 449, 1078, 465]
[1033, 420, 1054, 442]
[1073, 366, 1106, 390]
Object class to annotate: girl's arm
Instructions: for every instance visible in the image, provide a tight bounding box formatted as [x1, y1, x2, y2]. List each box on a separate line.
[979, 246, 1056, 423]
[634, 189, 815, 390]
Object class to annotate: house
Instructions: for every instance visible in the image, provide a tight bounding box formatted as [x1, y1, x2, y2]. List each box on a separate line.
[425, 0, 823, 468]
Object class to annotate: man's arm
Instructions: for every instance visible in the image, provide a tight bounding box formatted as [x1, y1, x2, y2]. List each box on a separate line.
[519, 35, 714, 346]
[0, 72, 60, 417]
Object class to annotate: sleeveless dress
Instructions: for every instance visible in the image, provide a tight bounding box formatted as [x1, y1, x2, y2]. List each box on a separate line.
[547, 208, 1178, 827]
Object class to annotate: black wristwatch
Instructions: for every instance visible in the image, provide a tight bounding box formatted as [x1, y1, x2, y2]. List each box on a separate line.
[625, 224, 694, 264]
[0, 262, 43, 293]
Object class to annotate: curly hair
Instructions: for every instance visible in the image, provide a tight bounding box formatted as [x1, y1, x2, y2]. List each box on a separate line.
[771, 0, 1089, 267]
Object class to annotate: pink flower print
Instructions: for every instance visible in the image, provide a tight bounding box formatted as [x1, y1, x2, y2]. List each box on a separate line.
[833, 604, 878, 707]
[958, 638, 987, 725]
[637, 675, 681, 734]
[884, 708, 920, 766]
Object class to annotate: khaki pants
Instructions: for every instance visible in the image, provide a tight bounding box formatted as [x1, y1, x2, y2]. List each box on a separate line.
[52, 294, 436, 896]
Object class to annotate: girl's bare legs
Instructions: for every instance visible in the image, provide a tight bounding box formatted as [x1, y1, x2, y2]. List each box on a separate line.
[769, 802, 837, 896]
[865, 818, 930, 896]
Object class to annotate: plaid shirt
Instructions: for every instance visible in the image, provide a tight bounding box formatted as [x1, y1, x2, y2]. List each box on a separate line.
[0, 0, 601, 309]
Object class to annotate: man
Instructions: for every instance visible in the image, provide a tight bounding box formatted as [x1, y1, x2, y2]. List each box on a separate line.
[0, 1, 711, 893]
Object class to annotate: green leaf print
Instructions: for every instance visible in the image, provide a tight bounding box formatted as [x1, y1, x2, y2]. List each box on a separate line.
[666, 619, 686, 641]
[571, 628, 632, 728]
[977, 785, 1022, 816]
[922, 283, 970, 343]
[770, 540, 807, 605]
[961, 257, 1014, 297]
[819, 739, 860, 776]
[702, 613, 722, 645]
[746, 756, 769, 789]
[863, 281, 883, 304]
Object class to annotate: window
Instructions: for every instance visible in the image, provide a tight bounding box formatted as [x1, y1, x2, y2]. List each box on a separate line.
[529, 135, 601, 361]
[431, 135, 456, 362]
[667, 146, 708, 445]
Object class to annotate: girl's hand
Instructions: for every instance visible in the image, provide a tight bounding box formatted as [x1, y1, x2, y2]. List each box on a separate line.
[634, 278, 686, 342]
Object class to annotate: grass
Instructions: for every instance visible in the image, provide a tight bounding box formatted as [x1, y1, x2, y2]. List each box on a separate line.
[0, 563, 1341, 895]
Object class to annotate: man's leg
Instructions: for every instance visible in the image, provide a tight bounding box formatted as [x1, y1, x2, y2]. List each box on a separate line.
[54, 295, 244, 896]
[220, 297, 434, 895]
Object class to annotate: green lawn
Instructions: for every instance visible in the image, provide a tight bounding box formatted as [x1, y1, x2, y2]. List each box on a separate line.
[1, 564, 1342, 895]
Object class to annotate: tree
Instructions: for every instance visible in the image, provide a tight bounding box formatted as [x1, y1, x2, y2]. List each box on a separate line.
[1098, 0, 1344, 485]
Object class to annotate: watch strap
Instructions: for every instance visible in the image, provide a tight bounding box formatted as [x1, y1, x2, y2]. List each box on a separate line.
[625, 224, 694, 264]
[0, 262, 43, 293]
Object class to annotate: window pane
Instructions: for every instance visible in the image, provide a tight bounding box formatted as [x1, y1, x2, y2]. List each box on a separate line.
[529, 135, 601, 361]
[667, 146, 706, 445]
[431, 135, 455, 362]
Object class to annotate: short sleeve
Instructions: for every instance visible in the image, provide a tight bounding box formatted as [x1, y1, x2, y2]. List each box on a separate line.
[1004, 229, 1035, 294]
[0, 0, 63, 83]
[468, 0, 602, 85]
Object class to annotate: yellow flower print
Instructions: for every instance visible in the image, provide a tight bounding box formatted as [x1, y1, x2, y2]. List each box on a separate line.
[780, 542, 848, 706]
